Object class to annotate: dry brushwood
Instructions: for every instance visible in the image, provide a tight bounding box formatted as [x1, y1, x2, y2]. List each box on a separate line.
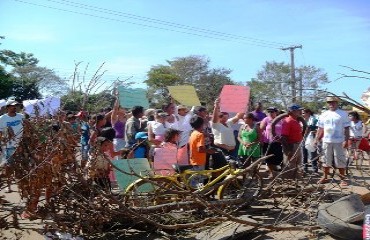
[2, 114, 367, 239]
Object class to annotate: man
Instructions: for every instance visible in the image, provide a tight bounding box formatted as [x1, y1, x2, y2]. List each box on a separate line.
[175, 105, 192, 164]
[280, 104, 304, 179]
[211, 98, 244, 168]
[124, 105, 146, 148]
[0, 100, 25, 192]
[316, 96, 350, 186]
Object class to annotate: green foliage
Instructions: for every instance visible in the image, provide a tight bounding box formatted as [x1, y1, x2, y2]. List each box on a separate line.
[0, 67, 13, 99]
[0, 50, 39, 67]
[248, 61, 329, 111]
[61, 90, 115, 113]
[145, 55, 237, 108]
[0, 49, 68, 101]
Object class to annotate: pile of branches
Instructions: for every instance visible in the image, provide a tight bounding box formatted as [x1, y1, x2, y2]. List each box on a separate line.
[0, 115, 353, 239]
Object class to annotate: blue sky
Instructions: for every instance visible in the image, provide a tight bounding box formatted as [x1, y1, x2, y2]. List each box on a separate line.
[1, 0, 369, 102]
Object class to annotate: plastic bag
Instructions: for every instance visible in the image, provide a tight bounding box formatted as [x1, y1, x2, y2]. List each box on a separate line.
[305, 134, 316, 152]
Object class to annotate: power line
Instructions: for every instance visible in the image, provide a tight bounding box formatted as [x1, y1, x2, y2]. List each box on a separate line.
[12, 0, 293, 49]
[49, 0, 291, 47]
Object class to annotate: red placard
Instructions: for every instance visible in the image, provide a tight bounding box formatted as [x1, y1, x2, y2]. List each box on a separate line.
[220, 85, 250, 113]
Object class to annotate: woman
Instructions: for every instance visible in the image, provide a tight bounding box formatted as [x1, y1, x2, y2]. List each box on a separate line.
[348, 111, 369, 153]
[260, 107, 283, 179]
[163, 102, 179, 129]
[111, 97, 127, 152]
[148, 110, 168, 146]
[237, 113, 261, 166]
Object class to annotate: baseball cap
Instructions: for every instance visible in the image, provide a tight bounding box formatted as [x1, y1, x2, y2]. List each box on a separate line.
[266, 107, 278, 112]
[288, 104, 303, 112]
[135, 132, 148, 140]
[6, 99, 20, 106]
[177, 105, 188, 111]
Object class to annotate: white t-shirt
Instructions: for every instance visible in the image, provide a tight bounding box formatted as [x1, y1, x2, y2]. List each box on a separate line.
[211, 119, 236, 147]
[318, 109, 350, 143]
[349, 121, 363, 138]
[177, 113, 192, 147]
[0, 113, 25, 148]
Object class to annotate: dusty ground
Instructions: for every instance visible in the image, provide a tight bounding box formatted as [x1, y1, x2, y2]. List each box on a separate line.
[1, 163, 367, 240]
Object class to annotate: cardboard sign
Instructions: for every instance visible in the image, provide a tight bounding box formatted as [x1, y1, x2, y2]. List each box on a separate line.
[219, 85, 250, 113]
[168, 85, 201, 106]
[112, 158, 153, 192]
[118, 86, 149, 109]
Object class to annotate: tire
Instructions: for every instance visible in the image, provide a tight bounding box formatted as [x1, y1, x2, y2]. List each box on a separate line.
[217, 172, 263, 208]
[124, 177, 184, 207]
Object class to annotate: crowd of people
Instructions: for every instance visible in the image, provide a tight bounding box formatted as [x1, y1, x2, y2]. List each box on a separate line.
[1, 94, 370, 211]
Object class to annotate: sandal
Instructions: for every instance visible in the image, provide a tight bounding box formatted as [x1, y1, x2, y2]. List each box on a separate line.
[340, 180, 349, 187]
[317, 178, 329, 184]
[20, 211, 31, 219]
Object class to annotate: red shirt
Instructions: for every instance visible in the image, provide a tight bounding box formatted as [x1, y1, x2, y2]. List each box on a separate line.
[281, 116, 303, 143]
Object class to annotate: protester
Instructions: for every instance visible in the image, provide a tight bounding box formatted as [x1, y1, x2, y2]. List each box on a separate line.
[280, 104, 304, 179]
[124, 106, 146, 148]
[348, 111, 370, 155]
[211, 98, 244, 169]
[147, 110, 168, 146]
[260, 107, 283, 179]
[175, 105, 192, 164]
[133, 132, 149, 158]
[251, 102, 267, 122]
[0, 100, 25, 193]
[89, 114, 107, 145]
[316, 96, 350, 186]
[153, 128, 181, 174]
[193, 105, 213, 169]
[111, 97, 126, 152]
[189, 115, 215, 187]
[302, 108, 319, 173]
[237, 113, 261, 166]
[87, 137, 121, 191]
[76, 111, 90, 167]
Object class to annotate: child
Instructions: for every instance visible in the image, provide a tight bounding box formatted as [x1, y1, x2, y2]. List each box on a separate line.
[133, 132, 149, 158]
[87, 137, 121, 191]
[189, 115, 216, 187]
[153, 128, 181, 175]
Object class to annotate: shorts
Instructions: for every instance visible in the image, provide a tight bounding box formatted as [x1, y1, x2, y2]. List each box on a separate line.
[322, 142, 347, 168]
[2, 147, 16, 165]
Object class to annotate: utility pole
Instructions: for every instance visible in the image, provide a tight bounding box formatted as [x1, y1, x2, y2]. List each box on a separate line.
[281, 45, 302, 103]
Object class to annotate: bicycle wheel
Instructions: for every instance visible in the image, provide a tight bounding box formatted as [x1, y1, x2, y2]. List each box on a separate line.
[124, 177, 184, 207]
[217, 171, 263, 207]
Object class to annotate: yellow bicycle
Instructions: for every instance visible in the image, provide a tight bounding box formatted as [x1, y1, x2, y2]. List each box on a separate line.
[124, 157, 266, 208]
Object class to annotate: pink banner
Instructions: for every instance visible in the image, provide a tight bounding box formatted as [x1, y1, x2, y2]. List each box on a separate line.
[220, 85, 250, 113]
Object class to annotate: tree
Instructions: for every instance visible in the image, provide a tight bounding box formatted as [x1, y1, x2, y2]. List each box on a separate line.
[145, 55, 237, 108]
[0, 50, 68, 100]
[12, 65, 68, 97]
[248, 61, 329, 111]
[0, 67, 13, 99]
[0, 50, 39, 67]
